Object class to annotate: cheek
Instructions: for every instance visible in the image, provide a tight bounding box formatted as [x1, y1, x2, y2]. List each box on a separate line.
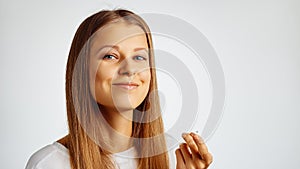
[92, 63, 117, 102]
[95, 65, 115, 90]
[140, 70, 151, 86]
[95, 66, 114, 83]
[140, 71, 151, 97]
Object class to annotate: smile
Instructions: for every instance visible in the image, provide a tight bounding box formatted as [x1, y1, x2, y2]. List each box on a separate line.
[112, 82, 139, 90]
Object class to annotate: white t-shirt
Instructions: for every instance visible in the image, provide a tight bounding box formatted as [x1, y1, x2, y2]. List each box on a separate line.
[25, 142, 138, 169]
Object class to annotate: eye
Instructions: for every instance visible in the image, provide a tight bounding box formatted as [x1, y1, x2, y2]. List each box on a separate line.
[103, 54, 117, 60]
[134, 55, 147, 61]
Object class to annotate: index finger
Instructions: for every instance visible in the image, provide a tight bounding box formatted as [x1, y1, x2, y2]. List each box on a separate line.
[190, 133, 212, 163]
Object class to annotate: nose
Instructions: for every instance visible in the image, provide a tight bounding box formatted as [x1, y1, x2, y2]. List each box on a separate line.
[118, 58, 137, 76]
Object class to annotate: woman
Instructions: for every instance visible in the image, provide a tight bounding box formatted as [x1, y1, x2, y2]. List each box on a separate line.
[25, 9, 212, 169]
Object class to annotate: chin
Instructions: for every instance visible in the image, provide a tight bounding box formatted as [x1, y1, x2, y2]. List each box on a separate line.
[113, 102, 141, 112]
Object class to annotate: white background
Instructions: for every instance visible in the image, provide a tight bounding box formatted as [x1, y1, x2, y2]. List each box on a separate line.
[1, 0, 300, 168]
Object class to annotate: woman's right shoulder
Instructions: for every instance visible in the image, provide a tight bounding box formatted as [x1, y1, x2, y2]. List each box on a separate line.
[25, 142, 71, 169]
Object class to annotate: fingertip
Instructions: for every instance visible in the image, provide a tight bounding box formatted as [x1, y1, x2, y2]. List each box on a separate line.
[190, 132, 196, 136]
[181, 132, 189, 138]
[179, 143, 186, 148]
[175, 149, 185, 166]
[192, 133, 205, 144]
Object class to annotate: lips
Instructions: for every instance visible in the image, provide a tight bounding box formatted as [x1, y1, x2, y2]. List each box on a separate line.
[112, 82, 139, 90]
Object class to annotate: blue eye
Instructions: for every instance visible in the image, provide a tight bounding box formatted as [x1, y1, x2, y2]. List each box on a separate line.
[134, 55, 147, 61]
[103, 55, 117, 60]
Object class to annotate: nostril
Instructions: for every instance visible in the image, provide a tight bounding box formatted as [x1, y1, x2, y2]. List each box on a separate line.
[119, 69, 136, 76]
[121, 71, 130, 75]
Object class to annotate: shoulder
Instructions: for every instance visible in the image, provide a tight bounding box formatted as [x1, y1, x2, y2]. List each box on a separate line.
[25, 142, 70, 169]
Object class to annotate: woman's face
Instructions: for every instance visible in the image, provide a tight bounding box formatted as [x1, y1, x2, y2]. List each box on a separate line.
[89, 21, 151, 112]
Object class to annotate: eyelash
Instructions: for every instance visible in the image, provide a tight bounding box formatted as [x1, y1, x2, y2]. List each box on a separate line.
[102, 55, 147, 61]
[102, 54, 117, 60]
[134, 55, 147, 61]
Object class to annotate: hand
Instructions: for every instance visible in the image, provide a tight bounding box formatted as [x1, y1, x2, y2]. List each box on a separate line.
[175, 132, 213, 169]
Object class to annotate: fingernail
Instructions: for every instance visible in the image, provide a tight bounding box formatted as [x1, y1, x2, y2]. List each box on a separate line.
[190, 132, 196, 136]
[181, 132, 189, 138]
[190, 133, 203, 142]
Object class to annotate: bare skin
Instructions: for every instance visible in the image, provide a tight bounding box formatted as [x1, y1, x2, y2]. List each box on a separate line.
[59, 22, 150, 153]
[89, 22, 151, 153]
[176, 132, 213, 169]
[58, 22, 213, 167]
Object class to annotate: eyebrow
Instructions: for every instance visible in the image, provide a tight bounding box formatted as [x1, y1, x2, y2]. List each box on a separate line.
[97, 45, 148, 53]
[133, 47, 148, 52]
[97, 45, 119, 52]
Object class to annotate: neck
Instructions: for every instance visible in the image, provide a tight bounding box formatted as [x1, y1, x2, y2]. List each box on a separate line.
[99, 105, 134, 153]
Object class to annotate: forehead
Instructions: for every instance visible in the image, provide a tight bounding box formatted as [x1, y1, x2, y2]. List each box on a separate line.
[91, 22, 148, 48]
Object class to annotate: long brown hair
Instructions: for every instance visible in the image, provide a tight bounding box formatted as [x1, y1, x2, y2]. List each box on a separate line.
[65, 9, 169, 169]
